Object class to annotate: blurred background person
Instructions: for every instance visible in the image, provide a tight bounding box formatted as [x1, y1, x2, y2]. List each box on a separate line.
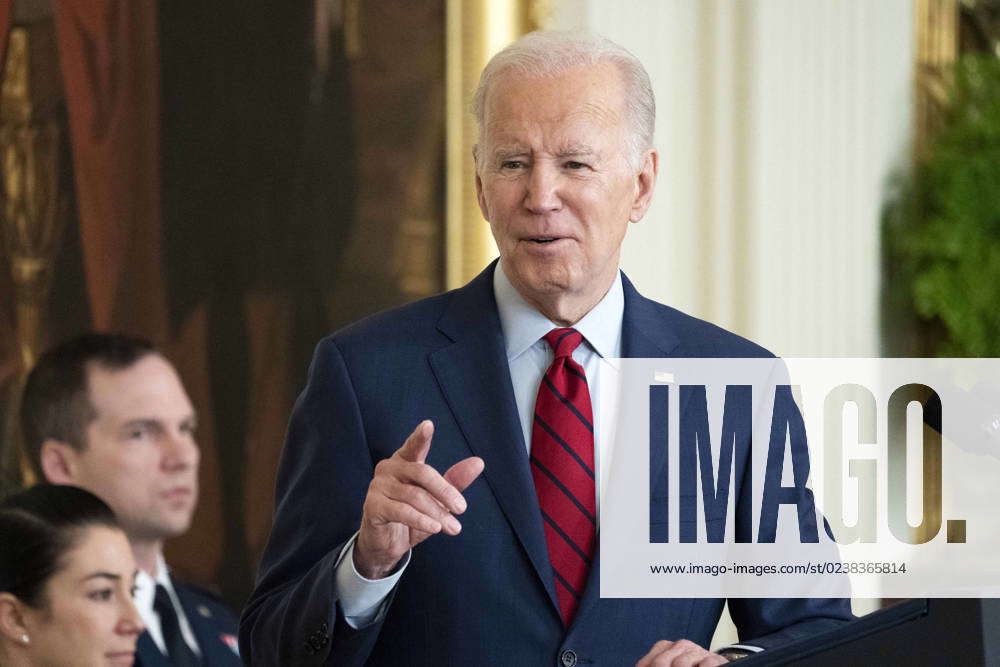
[0, 483, 143, 666]
[21, 334, 241, 665]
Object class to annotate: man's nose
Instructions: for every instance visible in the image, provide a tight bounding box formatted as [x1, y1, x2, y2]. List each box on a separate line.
[164, 432, 200, 469]
[523, 162, 562, 214]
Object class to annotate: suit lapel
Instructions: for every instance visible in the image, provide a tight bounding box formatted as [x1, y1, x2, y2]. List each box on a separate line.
[135, 632, 170, 667]
[173, 581, 240, 665]
[618, 273, 684, 498]
[572, 273, 695, 631]
[429, 262, 561, 615]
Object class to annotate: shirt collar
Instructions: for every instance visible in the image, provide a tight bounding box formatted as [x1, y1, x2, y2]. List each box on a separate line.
[493, 262, 624, 360]
[134, 553, 174, 616]
[153, 553, 172, 588]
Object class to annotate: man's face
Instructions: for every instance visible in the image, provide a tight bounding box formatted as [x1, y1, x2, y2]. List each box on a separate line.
[475, 62, 656, 313]
[64, 355, 200, 544]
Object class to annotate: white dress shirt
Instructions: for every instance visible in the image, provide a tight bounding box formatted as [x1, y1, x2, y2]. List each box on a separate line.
[494, 261, 623, 508]
[334, 264, 623, 627]
[134, 553, 203, 657]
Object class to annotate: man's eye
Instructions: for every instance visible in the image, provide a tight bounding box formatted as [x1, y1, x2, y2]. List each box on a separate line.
[564, 161, 587, 170]
[88, 589, 113, 601]
[500, 160, 524, 169]
[128, 428, 148, 440]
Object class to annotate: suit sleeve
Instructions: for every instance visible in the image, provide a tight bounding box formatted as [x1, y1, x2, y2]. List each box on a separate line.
[726, 479, 854, 650]
[239, 337, 390, 665]
[727, 358, 854, 650]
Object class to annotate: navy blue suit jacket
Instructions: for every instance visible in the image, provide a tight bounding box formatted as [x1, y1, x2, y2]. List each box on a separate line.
[137, 577, 242, 666]
[240, 262, 853, 665]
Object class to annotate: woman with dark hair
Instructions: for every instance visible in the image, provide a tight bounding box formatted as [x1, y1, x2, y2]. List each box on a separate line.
[0, 484, 144, 666]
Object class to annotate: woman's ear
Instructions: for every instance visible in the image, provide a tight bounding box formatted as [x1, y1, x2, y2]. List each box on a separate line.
[0, 592, 31, 645]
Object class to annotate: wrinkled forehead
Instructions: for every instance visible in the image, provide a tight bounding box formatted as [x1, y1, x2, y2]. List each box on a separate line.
[479, 63, 629, 144]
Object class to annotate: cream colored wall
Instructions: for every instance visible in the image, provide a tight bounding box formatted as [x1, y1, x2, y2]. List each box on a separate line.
[543, 0, 913, 645]
[546, 0, 912, 359]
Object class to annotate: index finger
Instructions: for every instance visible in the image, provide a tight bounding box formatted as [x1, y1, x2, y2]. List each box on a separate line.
[396, 460, 467, 515]
[396, 420, 434, 463]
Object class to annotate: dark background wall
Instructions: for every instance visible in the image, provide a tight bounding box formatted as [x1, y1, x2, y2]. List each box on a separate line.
[0, 0, 446, 611]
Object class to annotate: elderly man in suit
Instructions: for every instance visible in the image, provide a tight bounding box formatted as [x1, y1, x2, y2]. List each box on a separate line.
[22, 333, 242, 666]
[241, 31, 853, 666]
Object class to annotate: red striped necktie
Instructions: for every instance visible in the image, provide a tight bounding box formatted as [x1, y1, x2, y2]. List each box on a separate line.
[530, 327, 597, 626]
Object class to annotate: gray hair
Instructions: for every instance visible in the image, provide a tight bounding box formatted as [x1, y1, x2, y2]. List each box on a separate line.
[471, 30, 655, 168]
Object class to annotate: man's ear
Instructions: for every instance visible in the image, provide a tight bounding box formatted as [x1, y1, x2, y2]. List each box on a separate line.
[475, 172, 489, 221]
[0, 593, 30, 646]
[473, 145, 490, 222]
[628, 148, 659, 223]
[39, 439, 77, 484]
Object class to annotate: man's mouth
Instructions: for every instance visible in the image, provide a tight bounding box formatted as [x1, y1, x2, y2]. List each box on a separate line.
[162, 487, 193, 501]
[530, 237, 561, 243]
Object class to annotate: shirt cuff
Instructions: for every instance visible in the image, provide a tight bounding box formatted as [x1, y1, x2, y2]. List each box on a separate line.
[333, 532, 411, 629]
[719, 644, 763, 653]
